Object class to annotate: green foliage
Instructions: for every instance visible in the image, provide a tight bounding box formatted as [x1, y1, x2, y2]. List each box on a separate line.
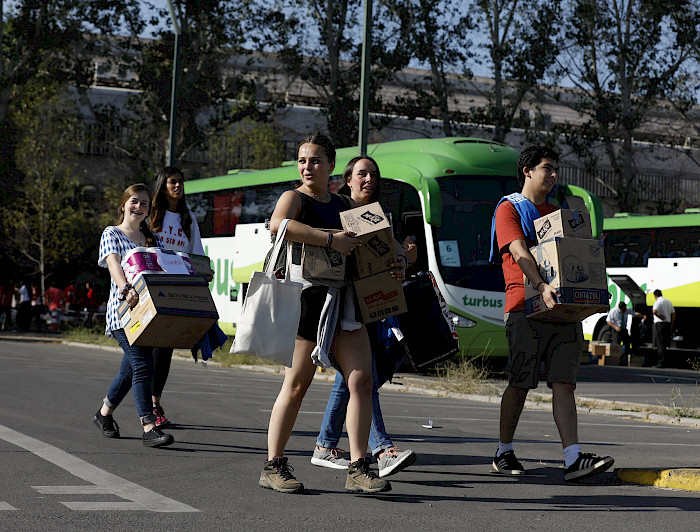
[205, 118, 286, 176]
[1, 82, 96, 288]
[556, 0, 700, 212]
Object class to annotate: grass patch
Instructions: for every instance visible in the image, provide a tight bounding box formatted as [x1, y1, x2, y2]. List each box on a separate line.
[204, 337, 279, 367]
[61, 325, 115, 346]
[432, 355, 501, 395]
[660, 384, 700, 419]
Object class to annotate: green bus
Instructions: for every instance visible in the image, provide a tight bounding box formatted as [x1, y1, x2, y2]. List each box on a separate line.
[582, 209, 700, 350]
[186, 137, 603, 360]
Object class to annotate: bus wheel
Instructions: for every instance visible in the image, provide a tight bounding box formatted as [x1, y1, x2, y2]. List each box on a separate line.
[597, 325, 614, 344]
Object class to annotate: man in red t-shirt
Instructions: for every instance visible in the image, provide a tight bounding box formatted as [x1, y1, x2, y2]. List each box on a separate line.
[492, 145, 613, 482]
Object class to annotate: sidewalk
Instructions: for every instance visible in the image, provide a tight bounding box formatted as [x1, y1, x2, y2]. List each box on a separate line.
[1, 330, 699, 492]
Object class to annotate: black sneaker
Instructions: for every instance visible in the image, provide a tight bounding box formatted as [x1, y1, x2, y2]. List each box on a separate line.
[564, 452, 614, 481]
[142, 427, 174, 448]
[492, 450, 524, 475]
[93, 410, 120, 438]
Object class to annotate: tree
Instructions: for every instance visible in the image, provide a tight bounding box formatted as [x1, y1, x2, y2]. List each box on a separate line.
[1, 82, 95, 292]
[555, 0, 700, 212]
[205, 118, 286, 176]
[382, 0, 474, 137]
[247, 0, 413, 148]
[121, 0, 264, 171]
[470, 0, 562, 144]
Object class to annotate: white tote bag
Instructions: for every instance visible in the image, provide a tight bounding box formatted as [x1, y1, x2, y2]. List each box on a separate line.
[231, 219, 302, 367]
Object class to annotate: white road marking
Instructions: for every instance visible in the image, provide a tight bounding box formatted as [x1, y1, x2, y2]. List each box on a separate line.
[0, 502, 18, 510]
[0, 424, 198, 513]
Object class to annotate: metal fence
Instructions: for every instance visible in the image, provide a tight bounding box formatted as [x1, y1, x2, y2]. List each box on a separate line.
[559, 166, 700, 205]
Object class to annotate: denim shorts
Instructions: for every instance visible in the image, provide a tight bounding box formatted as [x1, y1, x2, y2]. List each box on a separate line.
[504, 311, 583, 389]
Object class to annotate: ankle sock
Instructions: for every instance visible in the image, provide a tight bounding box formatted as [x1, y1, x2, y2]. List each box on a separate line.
[563, 444, 581, 467]
[497, 441, 514, 456]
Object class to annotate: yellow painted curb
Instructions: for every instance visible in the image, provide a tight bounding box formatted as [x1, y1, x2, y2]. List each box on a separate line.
[615, 468, 700, 492]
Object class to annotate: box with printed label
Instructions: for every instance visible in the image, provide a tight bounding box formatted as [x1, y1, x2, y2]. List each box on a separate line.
[524, 237, 609, 322]
[353, 271, 407, 323]
[534, 209, 592, 243]
[118, 274, 218, 348]
[301, 230, 346, 280]
[339, 202, 397, 278]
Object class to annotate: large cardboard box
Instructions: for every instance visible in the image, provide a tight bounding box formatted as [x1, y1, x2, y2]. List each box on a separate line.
[340, 202, 397, 278]
[118, 274, 218, 348]
[525, 237, 609, 322]
[534, 209, 592, 243]
[353, 271, 408, 323]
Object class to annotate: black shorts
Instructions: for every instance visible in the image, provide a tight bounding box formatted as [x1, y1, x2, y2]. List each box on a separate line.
[297, 286, 329, 342]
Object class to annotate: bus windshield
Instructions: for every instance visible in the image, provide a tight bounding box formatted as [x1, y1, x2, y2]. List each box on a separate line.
[433, 175, 518, 290]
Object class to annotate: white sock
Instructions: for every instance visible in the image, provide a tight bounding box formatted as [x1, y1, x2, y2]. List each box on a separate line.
[563, 444, 581, 467]
[497, 441, 514, 456]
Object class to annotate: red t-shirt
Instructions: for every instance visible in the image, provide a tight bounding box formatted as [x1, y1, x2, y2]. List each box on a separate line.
[45, 287, 65, 311]
[495, 200, 558, 313]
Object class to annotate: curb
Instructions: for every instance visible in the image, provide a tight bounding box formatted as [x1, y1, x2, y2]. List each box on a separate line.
[615, 468, 700, 492]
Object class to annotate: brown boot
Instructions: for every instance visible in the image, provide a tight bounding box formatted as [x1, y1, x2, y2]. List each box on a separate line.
[259, 457, 304, 494]
[345, 457, 391, 493]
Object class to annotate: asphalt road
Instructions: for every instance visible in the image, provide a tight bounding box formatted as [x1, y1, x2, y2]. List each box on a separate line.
[1, 340, 699, 531]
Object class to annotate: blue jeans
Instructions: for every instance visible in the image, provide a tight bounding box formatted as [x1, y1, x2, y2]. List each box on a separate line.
[104, 329, 157, 424]
[316, 352, 393, 457]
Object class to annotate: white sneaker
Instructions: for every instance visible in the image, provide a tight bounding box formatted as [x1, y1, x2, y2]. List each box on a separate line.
[310, 446, 350, 469]
[378, 447, 417, 478]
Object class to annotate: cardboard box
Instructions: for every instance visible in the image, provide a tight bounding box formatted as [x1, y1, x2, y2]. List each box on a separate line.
[118, 274, 218, 348]
[186, 253, 214, 277]
[534, 209, 592, 243]
[525, 237, 609, 322]
[301, 242, 346, 280]
[340, 202, 397, 278]
[353, 271, 407, 323]
[598, 343, 622, 366]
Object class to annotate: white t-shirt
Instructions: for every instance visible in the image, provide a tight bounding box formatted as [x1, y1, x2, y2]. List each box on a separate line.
[606, 307, 634, 329]
[652, 296, 674, 323]
[155, 210, 205, 254]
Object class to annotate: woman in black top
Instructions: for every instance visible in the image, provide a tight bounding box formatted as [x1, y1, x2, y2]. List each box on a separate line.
[258, 133, 390, 495]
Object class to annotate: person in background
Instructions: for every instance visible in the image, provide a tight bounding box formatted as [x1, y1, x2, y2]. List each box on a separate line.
[311, 155, 416, 478]
[30, 282, 46, 332]
[606, 301, 645, 362]
[0, 280, 15, 331]
[93, 183, 174, 448]
[16, 280, 32, 331]
[490, 145, 613, 482]
[64, 281, 78, 314]
[651, 289, 675, 368]
[44, 282, 65, 333]
[149, 166, 208, 427]
[260, 133, 390, 495]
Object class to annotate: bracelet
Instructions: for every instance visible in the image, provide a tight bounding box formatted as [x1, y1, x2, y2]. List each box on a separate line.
[326, 232, 334, 249]
[535, 280, 544, 291]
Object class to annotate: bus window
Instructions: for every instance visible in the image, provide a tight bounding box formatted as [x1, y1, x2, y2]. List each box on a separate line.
[189, 182, 297, 237]
[655, 227, 700, 258]
[603, 229, 653, 267]
[434, 176, 515, 290]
